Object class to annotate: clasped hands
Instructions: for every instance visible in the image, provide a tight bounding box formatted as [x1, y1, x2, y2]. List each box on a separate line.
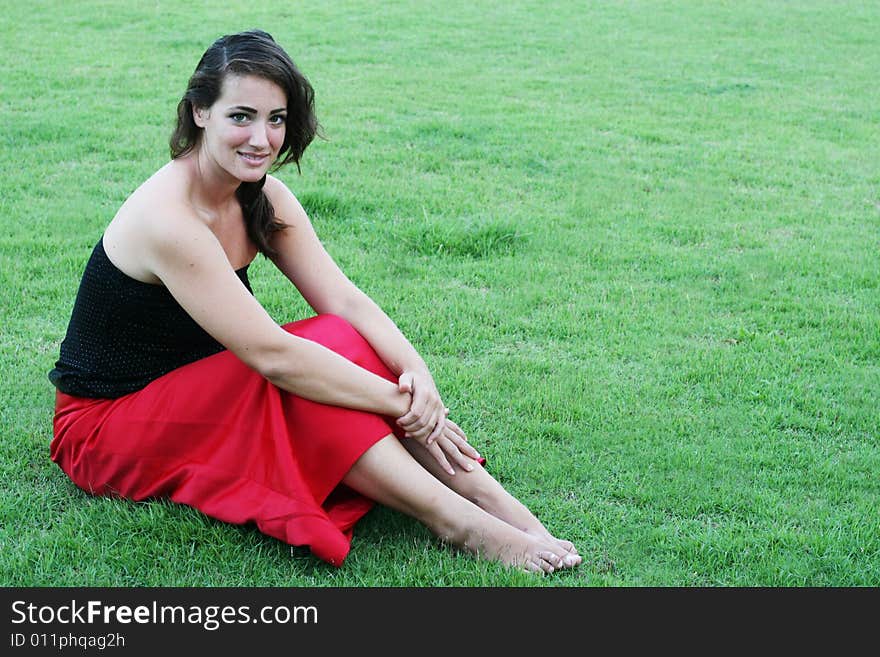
[396, 370, 480, 476]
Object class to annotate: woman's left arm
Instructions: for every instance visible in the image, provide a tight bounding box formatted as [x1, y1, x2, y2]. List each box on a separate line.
[265, 176, 449, 443]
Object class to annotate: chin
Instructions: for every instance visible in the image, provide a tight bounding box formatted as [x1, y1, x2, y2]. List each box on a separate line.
[233, 164, 271, 183]
[237, 171, 268, 183]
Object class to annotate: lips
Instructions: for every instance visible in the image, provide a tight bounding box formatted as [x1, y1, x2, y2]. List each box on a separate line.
[238, 151, 269, 165]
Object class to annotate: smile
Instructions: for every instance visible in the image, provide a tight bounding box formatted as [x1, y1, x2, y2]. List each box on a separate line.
[238, 152, 269, 164]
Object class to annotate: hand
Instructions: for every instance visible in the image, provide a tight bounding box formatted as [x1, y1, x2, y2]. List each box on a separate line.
[417, 418, 481, 476]
[395, 370, 448, 445]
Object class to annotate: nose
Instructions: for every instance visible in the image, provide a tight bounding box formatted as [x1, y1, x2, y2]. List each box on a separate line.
[248, 121, 270, 150]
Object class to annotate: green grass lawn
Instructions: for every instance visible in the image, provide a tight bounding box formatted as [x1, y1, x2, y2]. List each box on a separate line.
[1, 0, 877, 586]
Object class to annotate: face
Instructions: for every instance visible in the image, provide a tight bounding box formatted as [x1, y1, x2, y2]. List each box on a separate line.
[193, 74, 287, 183]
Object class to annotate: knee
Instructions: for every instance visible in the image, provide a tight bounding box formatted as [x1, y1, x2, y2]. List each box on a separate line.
[313, 314, 369, 353]
[283, 313, 364, 347]
[317, 313, 361, 338]
[291, 314, 393, 379]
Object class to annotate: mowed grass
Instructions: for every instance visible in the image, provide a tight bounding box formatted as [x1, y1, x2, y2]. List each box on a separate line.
[1, 1, 877, 586]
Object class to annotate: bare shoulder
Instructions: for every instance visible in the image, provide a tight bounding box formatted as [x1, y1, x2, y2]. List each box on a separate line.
[264, 174, 308, 227]
[263, 173, 292, 201]
[103, 161, 206, 283]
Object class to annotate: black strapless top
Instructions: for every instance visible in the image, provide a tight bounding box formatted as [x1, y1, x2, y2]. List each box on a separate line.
[49, 237, 253, 398]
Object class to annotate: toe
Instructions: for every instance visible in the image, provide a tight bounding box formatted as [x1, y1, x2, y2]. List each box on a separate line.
[537, 550, 565, 570]
[523, 560, 547, 575]
[562, 552, 582, 567]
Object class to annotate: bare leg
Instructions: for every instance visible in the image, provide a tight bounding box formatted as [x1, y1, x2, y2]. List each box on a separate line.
[343, 435, 572, 573]
[400, 440, 581, 567]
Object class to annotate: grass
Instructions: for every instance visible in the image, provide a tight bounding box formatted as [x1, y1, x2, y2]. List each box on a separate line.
[1, 0, 878, 586]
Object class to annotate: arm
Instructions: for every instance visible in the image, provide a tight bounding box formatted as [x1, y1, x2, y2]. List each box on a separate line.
[265, 176, 450, 442]
[141, 210, 411, 419]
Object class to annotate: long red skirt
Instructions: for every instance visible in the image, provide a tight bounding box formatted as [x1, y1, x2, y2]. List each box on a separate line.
[50, 314, 405, 567]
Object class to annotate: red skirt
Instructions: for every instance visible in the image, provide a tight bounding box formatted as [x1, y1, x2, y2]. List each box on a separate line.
[50, 314, 405, 567]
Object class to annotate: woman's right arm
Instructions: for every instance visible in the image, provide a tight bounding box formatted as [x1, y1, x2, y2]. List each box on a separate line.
[143, 215, 412, 419]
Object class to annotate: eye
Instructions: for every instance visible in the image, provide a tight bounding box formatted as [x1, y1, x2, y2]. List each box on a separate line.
[269, 115, 287, 125]
[229, 113, 249, 124]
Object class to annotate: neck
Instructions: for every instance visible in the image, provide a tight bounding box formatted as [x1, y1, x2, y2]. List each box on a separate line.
[186, 147, 241, 212]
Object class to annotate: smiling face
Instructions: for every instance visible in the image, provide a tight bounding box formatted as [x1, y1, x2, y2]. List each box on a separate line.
[192, 73, 288, 184]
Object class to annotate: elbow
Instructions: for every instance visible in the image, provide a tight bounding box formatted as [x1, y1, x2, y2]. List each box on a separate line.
[253, 351, 299, 386]
[256, 359, 287, 386]
[248, 337, 303, 385]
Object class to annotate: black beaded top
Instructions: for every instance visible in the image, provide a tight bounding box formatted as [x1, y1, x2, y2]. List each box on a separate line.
[49, 237, 253, 399]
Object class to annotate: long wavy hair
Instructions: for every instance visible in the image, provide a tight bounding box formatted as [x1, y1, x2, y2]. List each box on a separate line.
[170, 30, 319, 256]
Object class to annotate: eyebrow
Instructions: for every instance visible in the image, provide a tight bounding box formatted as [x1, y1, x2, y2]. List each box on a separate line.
[228, 105, 287, 114]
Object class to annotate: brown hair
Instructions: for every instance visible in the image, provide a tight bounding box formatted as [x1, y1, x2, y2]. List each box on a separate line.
[169, 30, 319, 256]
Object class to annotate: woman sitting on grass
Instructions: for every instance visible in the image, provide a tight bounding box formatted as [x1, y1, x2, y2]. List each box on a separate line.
[48, 29, 580, 574]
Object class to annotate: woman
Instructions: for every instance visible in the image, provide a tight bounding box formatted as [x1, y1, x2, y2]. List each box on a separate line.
[49, 29, 580, 574]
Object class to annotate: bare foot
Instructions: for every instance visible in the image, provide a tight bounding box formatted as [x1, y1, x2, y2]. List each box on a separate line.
[397, 439, 582, 569]
[455, 520, 572, 575]
[475, 487, 582, 568]
[524, 530, 582, 568]
[437, 511, 566, 573]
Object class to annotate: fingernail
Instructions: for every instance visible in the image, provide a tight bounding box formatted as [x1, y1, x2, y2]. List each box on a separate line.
[466, 464, 474, 471]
